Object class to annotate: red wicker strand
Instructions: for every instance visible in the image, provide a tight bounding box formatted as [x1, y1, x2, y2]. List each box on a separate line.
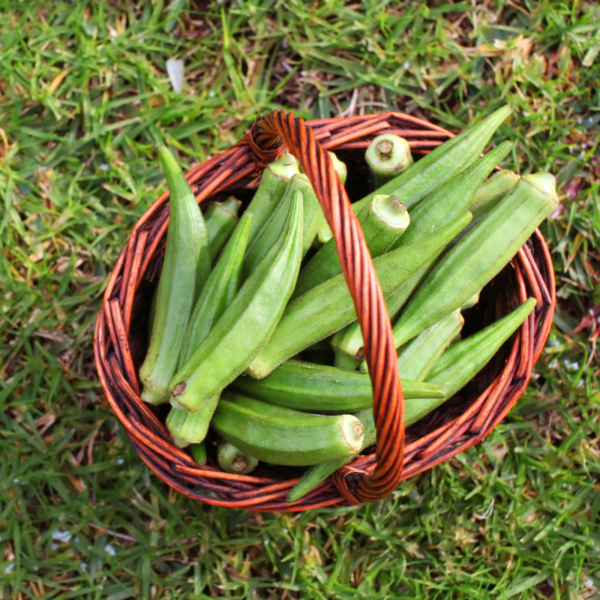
[93, 110, 555, 511]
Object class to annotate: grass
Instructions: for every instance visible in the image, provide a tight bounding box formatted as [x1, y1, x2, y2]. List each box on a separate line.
[0, 0, 599, 597]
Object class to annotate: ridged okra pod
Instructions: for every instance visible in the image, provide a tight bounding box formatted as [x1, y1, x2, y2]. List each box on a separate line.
[286, 394, 451, 503]
[166, 401, 220, 447]
[243, 175, 322, 276]
[231, 359, 447, 413]
[426, 299, 537, 398]
[190, 441, 207, 466]
[395, 310, 464, 381]
[392, 141, 512, 250]
[139, 147, 211, 405]
[247, 213, 471, 379]
[330, 143, 511, 361]
[210, 391, 364, 466]
[204, 197, 242, 262]
[469, 169, 519, 220]
[168, 192, 304, 411]
[246, 152, 300, 245]
[331, 268, 423, 360]
[365, 134, 413, 190]
[293, 194, 410, 299]
[392, 174, 558, 349]
[350, 105, 512, 212]
[178, 212, 252, 369]
[166, 213, 253, 446]
[217, 438, 259, 474]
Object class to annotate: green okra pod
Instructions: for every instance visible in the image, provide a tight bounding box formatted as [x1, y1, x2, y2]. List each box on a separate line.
[352, 105, 512, 212]
[246, 152, 300, 245]
[426, 298, 537, 398]
[461, 291, 480, 310]
[330, 142, 511, 362]
[292, 194, 410, 299]
[332, 350, 361, 371]
[217, 438, 259, 474]
[286, 394, 451, 503]
[395, 310, 464, 381]
[247, 213, 471, 379]
[210, 391, 365, 466]
[190, 441, 207, 466]
[147, 286, 158, 337]
[392, 174, 558, 350]
[166, 213, 253, 446]
[231, 359, 447, 413]
[243, 174, 321, 276]
[392, 141, 512, 250]
[469, 169, 519, 220]
[331, 268, 423, 360]
[168, 192, 304, 411]
[166, 394, 220, 446]
[178, 212, 252, 369]
[365, 133, 413, 190]
[140, 146, 211, 405]
[204, 197, 242, 262]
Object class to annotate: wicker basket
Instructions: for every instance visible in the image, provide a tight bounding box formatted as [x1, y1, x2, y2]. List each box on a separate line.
[94, 110, 555, 512]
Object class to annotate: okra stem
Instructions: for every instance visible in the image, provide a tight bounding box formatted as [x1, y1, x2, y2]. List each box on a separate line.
[365, 134, 413, 190]
[217, 438, 259, 474]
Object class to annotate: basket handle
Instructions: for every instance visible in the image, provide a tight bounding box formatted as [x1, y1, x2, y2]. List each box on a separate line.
[247, 110, 405, 504]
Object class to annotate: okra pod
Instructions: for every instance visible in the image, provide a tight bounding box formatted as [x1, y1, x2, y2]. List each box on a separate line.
[286, 394, 451, 503]
[330, 142, 511, 361]
[140, 147, 211, 404]
[190, 441, 207, 466]
[178, 212, 252, 369]
[210, 391, 365, 466]
[166, 213, 253, 445]
[165, 394, 220, 446]
[244, 174, 321, 277]
[331, 268, 423, 360]
[332, 350, 361, 371]
[217, 438, 259, 474]
[246, 152, 300, 245]
[392, 141, 512, 250]
[396, 310, 464, 381]
[352, 105, 512, 211]
[392, 174, 558, 349]
[426, 299, 537, 398]
[461, 291, 480, 310]
[469, 169, 519, 220]
[293, 194, 410, 299]
[365, 134, 413, 190]
[247, 213, 471, 379]
[168, 192, 304, 411]
[204, 197, 242, 262]
[231, 359, 447, 413]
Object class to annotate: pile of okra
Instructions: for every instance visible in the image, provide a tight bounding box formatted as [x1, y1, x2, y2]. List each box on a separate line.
[139, 106, 557, 503]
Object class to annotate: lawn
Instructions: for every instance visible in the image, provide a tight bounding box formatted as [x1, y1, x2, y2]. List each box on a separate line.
[1, 1, 599, 598]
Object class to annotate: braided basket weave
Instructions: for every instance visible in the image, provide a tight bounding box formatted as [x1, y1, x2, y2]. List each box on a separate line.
[94, 110, 555, 511]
